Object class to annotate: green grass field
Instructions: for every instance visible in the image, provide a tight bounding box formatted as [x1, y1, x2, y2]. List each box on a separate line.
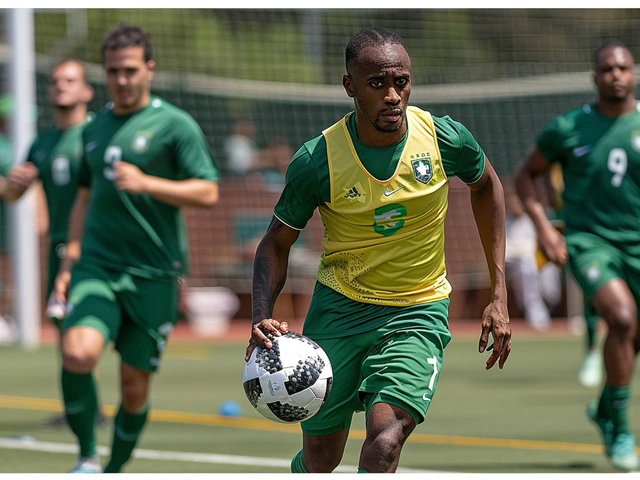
[0, 332, 635, 473]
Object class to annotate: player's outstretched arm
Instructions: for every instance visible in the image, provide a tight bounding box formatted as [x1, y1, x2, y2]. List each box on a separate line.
[245, 217, 300, 361]
[514, 146, 567, 266]
[53, 186, 90, 303]
[113, 161, 218, 208]
[468, 158, 511, 370]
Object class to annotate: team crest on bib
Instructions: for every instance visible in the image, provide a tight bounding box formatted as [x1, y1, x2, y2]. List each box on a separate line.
[632, 131, 640, 153]
[412, 159, 433, 184]
[132, 131, 153, 153]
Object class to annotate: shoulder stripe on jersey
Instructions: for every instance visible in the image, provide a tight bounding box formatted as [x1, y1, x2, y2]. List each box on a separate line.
[273, 212, 303, 231]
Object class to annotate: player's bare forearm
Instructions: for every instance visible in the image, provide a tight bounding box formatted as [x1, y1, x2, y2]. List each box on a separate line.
[469, 160, 512, 368]
[143, 177, 218, 208]
[469, 161, 507, 301]
[246, 218, 299, 358]
[514, 146, 554, 235]
[251, 219, 299, 324]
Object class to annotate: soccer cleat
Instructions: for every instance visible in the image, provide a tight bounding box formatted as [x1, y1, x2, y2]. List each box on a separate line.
[587, 399, 613, 457]
[68, 455, 102, 473]
[44, 414, 67, 428]
[95, 411, 108, 428]
[578, 351, 602, 388]
[609, 433, 639, 472]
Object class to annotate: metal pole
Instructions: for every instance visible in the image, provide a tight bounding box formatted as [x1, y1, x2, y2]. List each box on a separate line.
[6, 8, 40, 349]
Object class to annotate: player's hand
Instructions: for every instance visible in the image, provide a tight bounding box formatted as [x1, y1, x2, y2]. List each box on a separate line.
[53, 270, 72, 304]
[538, 225, 567, 266]
[113, 161, 149, 194]
[478, 298, 511, 370]
[245, 319, 289, 361]
[7, 163, 38, 189]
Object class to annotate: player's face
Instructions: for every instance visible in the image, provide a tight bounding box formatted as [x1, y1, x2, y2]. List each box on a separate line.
[48, 62, 91, 109]
[595, 47, 635, 103]
[104, 46, 155, 114]
[343, 43, 411, 144]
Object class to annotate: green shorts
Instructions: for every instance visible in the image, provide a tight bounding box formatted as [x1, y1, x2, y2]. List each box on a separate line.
[62, 262, 179, 373]
[567, 232, 640, 304]
[301, 298, 451, 436]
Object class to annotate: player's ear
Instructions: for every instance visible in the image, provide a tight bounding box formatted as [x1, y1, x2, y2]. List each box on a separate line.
[83, 83, 95, 103]
[146, 60, 156, 80]
[343, 74, 354, 98]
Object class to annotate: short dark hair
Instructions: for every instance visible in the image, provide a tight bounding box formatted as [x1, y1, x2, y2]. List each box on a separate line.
[51, 58, 88, 84]
[101, 23, 153, 63]
[595, 39, 631, 68]
[345, 27, 408, 75]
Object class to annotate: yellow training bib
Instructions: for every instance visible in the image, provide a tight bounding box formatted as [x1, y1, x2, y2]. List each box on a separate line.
[317, 106, 451, 306]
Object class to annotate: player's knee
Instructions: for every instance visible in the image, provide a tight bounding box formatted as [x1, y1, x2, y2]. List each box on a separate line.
[121, 378, 149, 412]
[61, 347, 98, 373]
[604, 303, 637, 337]
[363, 425, 407, 466]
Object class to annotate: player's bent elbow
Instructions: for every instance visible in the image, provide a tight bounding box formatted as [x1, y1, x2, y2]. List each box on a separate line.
[196, 184, 219, 208]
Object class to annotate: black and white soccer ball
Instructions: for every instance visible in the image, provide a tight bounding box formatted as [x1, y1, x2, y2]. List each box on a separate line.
[242, 331, 333, 423]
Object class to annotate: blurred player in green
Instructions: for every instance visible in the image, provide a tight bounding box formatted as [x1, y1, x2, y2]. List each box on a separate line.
[3, 58, 108, 428]
[516, 39, 640, 471]
[245, 27, 511, 473]
[53, 24, 220, 473]
[537, 163, 603, 388]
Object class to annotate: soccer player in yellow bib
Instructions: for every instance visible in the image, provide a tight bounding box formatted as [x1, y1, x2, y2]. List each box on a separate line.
[245, 27, 511, 473]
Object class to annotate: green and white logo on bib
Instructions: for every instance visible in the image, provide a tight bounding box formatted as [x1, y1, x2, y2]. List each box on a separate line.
[412, 159, 433, 184]
[132, 131, 154, 153]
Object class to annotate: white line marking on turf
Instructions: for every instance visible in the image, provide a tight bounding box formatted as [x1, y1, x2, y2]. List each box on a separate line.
[0, 437, 436, 473]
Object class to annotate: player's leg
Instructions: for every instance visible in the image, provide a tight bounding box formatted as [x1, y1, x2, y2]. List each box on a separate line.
[103, 273, 178, 473]
[292, 429, 350, 473]
[295, 334, 367, 472]
[46, 242, 107, 428]
[60, 263, 121, 473]
[568, 234, 637, 470]
[579, 299, 602, 388]
[359, 403, 415, 472]
[591, 279, 637, 470]
[103, 361, 152, 473]
[358, 299, 451, 472]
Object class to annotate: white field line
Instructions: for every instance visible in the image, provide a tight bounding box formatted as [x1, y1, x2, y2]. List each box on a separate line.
[0, 437, 437, 473]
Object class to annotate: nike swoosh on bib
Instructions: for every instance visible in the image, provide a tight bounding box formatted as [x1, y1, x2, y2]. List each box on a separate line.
[384, 186, 404, 197]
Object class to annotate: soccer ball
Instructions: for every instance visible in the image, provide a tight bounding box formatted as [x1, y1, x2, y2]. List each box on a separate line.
[242, 331, 333, 423]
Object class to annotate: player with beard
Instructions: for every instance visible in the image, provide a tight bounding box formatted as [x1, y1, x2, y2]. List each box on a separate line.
[246, 27, 511, 473]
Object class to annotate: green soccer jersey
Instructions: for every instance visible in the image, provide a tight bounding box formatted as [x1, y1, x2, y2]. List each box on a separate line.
[78, 96, 219, 278]
[274, 111, 485, 336]
[536, 103, 640, 253]
[27, 122, 87, 241]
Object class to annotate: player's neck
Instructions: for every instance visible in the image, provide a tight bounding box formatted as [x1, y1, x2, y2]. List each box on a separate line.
[597, 96, 637, 118]
[112, 93, 151, 116]
[54, 105, 87, 130]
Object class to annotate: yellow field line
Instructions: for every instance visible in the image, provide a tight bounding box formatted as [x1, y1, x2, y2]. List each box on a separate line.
[0, 395, 606, 454]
